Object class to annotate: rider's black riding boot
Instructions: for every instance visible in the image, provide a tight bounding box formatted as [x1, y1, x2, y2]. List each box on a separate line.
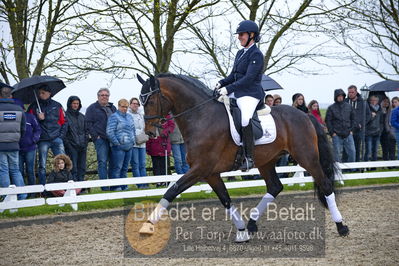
[240, 122, 254, 172]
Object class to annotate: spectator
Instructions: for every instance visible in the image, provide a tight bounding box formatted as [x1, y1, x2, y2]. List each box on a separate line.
[85, 88, 116, 191]
[364, 95, 383, 162]
[392, 96, 399, 108]
[308, 100, 325, 127]
[272, 93, 287, 175]
[27, 86, 67, 185]
[272, 93, 289, 175]
[380, 97, 396, 161]
[273, 94, 282, 106]
[15, 99, 41, 193]
[0, 86, 27, 200]
[391, 97, 399, 160]
[46, 154, 81, 197]
[292, 93, 308, 113]
[264, 94, 274, 107]
[325, 89, 356, 163]
[128, 97, 149, 188]
[146, 114, 174, 185]
[345, 85, 371, 162]
[170, 121, 190, 175]
[107, 99, 135, 191]
[64, 96, 88, 184]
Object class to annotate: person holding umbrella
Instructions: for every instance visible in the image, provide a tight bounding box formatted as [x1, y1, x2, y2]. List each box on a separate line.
[27, 86, 67, 185]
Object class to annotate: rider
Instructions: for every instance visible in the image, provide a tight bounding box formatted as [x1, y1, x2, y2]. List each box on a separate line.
[215, 20, 265, 171]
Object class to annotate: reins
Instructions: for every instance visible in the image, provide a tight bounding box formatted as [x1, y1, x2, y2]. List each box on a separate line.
[162, 96, 217, 121]
[143, 79, 218, 126]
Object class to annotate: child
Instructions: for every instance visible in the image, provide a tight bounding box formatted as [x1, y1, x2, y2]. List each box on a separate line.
[46, 154, 81, 197]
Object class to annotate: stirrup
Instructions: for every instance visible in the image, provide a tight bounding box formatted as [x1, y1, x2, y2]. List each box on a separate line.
[239, 157, 254, 172]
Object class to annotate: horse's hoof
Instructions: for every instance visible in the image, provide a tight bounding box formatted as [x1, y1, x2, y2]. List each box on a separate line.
[139, 222, 155, 235]
[336, 222, 349, 237]
[247, 218, 258, 234]
[235, 229, 250, 243]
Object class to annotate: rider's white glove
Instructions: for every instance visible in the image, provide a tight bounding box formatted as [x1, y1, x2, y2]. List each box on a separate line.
[219, 87, 228, 96]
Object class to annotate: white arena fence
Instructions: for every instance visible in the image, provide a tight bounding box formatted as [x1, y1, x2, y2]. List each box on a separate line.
[1, 160, 398, 213]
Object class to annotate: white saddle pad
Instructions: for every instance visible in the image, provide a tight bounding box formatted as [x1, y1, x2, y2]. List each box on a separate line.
[223, 103, 277, 146]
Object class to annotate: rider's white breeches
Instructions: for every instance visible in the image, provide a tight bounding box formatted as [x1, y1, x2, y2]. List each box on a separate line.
[236, 96, 260, 126]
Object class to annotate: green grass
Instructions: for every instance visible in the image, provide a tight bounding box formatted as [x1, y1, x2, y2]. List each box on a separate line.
[1, 176, 397, 219]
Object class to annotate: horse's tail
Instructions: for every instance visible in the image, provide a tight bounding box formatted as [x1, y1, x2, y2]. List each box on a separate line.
[308, 115, 338, 208]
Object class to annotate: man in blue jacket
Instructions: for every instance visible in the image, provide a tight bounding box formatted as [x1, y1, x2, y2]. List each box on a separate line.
[215, 20, 265, 172]
[0, 86, 27, 200]
[85, 88, 116, 190]
[390, 101, 399, 160]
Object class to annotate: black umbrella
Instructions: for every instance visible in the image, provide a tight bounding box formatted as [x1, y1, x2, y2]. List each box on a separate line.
[368, 80, 399, 92]
[261, 74, 283, 91]
[12, 75, 66, 112]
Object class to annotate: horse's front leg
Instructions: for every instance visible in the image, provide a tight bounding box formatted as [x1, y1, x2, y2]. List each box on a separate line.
[206, 174, 250, 243]
[247, 162, 283, 234]
[139, 168, 203, 234]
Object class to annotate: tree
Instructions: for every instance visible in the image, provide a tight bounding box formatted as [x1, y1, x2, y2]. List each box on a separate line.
[77, 0, 220, 78]
[328, 0, 399, 80]
[185, 0, 350, 81]
[0, 0, 98, 84]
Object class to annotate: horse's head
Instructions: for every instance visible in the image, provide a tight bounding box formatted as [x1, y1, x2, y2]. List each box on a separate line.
[137, 74, 173, 137]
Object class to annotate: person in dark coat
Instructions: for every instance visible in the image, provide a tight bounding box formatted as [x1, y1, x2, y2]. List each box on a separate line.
[0, 86, 27, 200]
[292, 93, 308, 113]
[85, 88, 116, 191]
[46, 154, 81, 197]
[64, 96, 89, 183]
[15, 99, 41, 188]
[345, 85, 371, 162]
[27, 86, 67, 185]
[215, 20, 265, 171]
[364, 95, 383, 162]
[380, 97, 396, 161]
[325, 89, 356, 163]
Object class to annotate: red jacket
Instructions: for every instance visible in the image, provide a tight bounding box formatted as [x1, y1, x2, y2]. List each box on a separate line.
[146, 115, 175, 156]
[311, 109, 325, 126]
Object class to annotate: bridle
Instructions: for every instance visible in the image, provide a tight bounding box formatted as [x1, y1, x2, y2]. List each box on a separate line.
[139, 76, 217, 128]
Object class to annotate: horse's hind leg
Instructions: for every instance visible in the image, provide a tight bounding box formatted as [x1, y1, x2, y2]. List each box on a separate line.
[206, 174, 250, 243]
[247, 161, 283, 233]
[290, 146, 349, 236]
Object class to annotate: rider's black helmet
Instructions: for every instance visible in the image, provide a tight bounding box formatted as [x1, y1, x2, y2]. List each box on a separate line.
[235, 20, 260, 42]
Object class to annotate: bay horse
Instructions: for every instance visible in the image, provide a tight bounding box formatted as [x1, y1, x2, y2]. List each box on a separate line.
[137, 73, 349, 242]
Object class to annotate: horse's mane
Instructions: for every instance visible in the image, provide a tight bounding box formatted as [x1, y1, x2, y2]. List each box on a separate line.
[156, 73, 213, 98]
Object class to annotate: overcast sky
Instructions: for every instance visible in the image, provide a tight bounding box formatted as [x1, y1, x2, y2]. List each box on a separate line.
[52, 64, 399, 112]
